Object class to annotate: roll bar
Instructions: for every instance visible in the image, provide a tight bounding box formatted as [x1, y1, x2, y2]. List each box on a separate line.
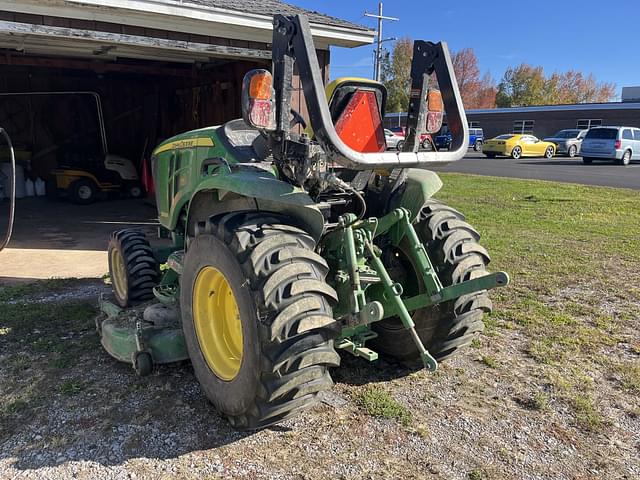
[271, 14, 469, 170]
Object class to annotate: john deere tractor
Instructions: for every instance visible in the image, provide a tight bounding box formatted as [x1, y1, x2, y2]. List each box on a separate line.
[98, 14, 509, 429]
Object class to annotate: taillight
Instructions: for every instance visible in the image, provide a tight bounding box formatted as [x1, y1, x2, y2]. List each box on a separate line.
[614, 140, 621, 149]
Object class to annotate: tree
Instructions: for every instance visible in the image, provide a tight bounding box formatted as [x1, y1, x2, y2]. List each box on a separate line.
[451, 48, 496, 109]
[382, 42, 497, 111]
[496, 64, 548, 107]
[552, 71, 616, 104]
[475, 73, 498, 109]
[381, 38, 413, 112]
[497, 64, 616, 107]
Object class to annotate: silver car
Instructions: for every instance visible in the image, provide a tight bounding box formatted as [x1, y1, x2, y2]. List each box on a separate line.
[580, 126, 640, 165]
[543, 129, 587, 157]
[384, 129, 404, 150]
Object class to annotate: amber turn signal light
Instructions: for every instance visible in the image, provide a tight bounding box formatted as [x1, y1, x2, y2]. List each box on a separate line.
[427, 90, 443, 113]
[249, 71, 273, 100]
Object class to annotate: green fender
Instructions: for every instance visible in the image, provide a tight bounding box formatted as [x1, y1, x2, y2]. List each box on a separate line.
[187, 169, 326, 241]
[392, 169, 443, 220]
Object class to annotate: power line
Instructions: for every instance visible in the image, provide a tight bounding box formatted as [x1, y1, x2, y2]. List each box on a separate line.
[364, 2, 399, 82]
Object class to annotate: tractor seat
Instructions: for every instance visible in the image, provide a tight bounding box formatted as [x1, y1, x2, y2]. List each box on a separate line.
[219, 119, 270, 163]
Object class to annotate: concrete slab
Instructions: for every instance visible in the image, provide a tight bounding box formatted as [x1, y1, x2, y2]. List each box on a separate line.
[0, 197, 162, 281]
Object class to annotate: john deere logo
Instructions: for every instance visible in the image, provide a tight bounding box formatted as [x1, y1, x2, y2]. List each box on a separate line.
[154, 137, 215, 154]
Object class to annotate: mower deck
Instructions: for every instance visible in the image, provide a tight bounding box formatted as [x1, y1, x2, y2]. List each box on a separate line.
[96, 296, 188, 375]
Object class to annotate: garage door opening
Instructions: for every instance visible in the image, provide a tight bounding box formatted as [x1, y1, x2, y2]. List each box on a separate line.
[0, 55, 268, 281]
[0, 56, 268, 195]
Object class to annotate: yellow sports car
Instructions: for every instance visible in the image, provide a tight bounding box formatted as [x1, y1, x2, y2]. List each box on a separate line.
[483, 134, 556, 159]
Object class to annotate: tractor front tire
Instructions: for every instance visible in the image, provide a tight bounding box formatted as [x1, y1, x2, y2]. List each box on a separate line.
[371, 200, 492, 362]
[108, 229, 160, 307]
[181, 214, 340, 430]
[69, 178, 97, 204]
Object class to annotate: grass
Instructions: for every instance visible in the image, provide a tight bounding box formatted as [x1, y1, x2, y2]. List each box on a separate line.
[356, 385, 412, 426]
[0, 279, 97, 428]
[468, 468, 487, 480]
[570, 394, 604, 431]
[0, 278, 86, 303]
[1, 174, 639, 442]
[480, 355, 498, 368]
[612, 362, 640, 393]
[436, 174, 640, 432]
[59, 380, 84, 395]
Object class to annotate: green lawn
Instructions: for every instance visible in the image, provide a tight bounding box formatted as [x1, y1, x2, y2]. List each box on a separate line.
[1, 173, 639, 447]
[437, 173, 640, 429]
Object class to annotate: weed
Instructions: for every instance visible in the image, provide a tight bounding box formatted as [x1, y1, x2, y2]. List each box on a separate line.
[570, 394, 603, 431]
[4, 399, 28, 414]
[356, 385, 412, 426]
[59, 380, 84, 395]
[613, 362, 640, 393]
[468, 468, 486, 480]
[413, 424, 428, 439]
[51, 355, 75, 369]
[480, 355, 498, 368]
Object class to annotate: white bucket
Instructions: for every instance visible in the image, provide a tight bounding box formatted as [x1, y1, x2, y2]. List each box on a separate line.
[35, 177, 46, 196]
[25, 178, 35, 197]
[0, 163, 25, 198]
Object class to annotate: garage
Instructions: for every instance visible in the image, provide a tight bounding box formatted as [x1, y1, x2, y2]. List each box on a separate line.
[0, 0, 373, 279]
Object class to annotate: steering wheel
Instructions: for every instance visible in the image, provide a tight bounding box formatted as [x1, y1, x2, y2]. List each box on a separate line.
[289, 109, 307, 130]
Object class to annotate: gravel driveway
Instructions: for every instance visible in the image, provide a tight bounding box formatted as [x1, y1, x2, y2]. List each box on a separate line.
[1, 277, 638, 480]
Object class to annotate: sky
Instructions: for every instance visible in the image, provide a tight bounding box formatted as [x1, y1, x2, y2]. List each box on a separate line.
[293, 0, 637, 98]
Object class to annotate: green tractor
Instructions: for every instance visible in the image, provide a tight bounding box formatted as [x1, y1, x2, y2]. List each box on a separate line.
[98, 14, 509, 429]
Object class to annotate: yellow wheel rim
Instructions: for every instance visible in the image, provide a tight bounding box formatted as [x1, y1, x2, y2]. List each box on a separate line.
[192, 266, 243, 381]
[110, 248, 128, 300]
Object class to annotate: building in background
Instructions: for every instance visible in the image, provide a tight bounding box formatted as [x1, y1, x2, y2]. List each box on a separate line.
[385, 92, 640, 140]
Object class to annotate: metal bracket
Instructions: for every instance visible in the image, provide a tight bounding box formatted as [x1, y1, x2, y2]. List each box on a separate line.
[363, 236, 438, 371]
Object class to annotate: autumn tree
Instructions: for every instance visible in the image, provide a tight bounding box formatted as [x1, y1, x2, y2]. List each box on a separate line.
[550, 71, 616, 104]
[451, 48, 496, 109]
[380, 37, 413, 112]
[496, 64, 616, 107]
[381, 42, 496, 112]
[475, 73, 498, 109]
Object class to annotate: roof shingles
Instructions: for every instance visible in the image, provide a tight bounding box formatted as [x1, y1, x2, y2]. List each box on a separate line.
[175, 0, 370, 31]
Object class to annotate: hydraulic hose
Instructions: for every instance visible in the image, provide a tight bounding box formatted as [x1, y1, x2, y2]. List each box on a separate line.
[0, 127, 15, 252]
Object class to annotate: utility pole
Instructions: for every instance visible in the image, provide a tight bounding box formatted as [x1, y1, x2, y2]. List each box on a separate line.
[364, 2, 399, 82]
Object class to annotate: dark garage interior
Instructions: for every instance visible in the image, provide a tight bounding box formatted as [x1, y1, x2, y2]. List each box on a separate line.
[0, 2, 368, 280]
[0, 56, 269, 187]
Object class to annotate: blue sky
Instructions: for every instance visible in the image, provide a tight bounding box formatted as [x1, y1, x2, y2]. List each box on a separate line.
[293, 0, 637, 97]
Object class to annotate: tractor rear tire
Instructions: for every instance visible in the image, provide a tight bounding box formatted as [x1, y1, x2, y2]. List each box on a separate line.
[180, 213, 340, 430]
[108, 229, 160, 307]
[371, 200, 492, 362]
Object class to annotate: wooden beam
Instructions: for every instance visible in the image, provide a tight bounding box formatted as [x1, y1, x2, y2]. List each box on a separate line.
[0, 20, 272, 61]
[0, 54, 206, 77]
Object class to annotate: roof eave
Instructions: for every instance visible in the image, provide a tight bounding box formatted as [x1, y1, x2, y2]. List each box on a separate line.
[0, 0, 375, 48]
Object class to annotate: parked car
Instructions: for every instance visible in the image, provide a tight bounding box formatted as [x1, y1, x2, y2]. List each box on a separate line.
[384, 129, 403, 150]
[387, 126, 433, 150]
[543, 129, 587, 157]
[482, 134, 556, 159]
[580, 126, 640, 165]
[434, 127, 484, 151]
